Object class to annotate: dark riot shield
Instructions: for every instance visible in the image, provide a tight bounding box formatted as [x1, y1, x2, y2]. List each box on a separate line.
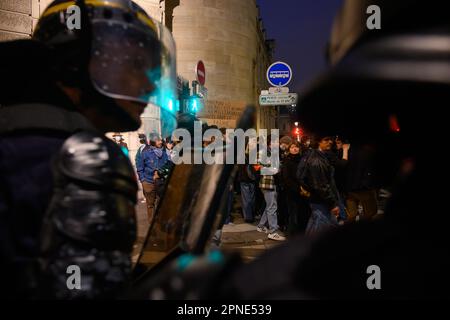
[130, 106, 257, 288]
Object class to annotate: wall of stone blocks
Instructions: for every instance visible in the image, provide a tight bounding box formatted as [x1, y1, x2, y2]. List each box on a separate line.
[0, 0, 161, 43]
[0, 0, 73, 41]
[0, 0, 34, 41]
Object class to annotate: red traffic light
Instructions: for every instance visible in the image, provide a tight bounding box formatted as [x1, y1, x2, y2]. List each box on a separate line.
[293, 127, 303, 136]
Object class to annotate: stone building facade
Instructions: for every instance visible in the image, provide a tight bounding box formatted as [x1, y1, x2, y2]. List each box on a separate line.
[0, 0, 162, 42]
[0, 0, 38, 41]
[169, 0, 276, 130]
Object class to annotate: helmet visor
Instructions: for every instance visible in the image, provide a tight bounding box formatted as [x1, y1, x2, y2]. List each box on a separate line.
[89, 16, 178, 138]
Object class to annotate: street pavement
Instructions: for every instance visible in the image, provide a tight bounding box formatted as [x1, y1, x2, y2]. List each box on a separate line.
[132, 194, 281, 264]
[220, 215, 281, 263]
[132, 200, 151, 263]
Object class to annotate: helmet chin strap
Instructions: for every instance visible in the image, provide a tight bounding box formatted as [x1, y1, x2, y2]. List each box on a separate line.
[80, 86, 142, 132]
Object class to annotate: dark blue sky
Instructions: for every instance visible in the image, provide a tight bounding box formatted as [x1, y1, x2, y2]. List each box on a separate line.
[257, 0, 343, 93]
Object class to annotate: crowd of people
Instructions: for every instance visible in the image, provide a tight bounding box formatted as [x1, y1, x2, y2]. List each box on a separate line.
[231, 133, 381, 242]
[119, 129, 382, 243]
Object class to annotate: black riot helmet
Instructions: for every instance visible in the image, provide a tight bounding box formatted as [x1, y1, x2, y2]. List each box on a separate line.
[33, 0, 178, 135]
[298, 0, 450, 148]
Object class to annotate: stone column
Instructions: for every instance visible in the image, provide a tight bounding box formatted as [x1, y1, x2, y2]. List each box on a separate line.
[172, 0, 260, 128]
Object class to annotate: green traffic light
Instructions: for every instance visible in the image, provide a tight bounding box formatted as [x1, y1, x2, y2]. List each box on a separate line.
[192, 99, 198, 112]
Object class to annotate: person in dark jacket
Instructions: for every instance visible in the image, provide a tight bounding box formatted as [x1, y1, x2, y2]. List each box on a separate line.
[298, 135, 340, 234]
[332, 136, 350, 195]
[238, 164, 256, 223]
[327, 137, 351, 223]
[277, 135, 293, 231]
[137, 133, 169, 224]
[165, 137, 175, 161]
[279, 135, 293, 161]
[281, 141, 311, 235]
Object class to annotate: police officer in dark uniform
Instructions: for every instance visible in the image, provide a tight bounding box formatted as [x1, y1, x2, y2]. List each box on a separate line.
[0, 0, 178, 299]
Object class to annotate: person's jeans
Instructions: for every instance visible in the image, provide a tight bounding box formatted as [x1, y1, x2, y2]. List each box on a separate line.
[306, 203, 338, 235]
[224, 188, 234, 224]
[142, 181, 160, 225]
[240, 182, 255, 222]
[338, 193, 348, 221]
[258, 189, 279, 233]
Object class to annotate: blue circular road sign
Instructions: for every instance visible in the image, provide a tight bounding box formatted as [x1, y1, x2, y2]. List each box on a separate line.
[266, 61, 293, 87]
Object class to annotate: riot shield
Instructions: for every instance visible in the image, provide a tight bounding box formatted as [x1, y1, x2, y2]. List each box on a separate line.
[129, 106, 256, 291]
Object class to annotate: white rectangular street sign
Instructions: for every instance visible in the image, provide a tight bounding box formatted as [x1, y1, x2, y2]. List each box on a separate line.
[269, 87, 289, 94]
[259, 93, 298, 106]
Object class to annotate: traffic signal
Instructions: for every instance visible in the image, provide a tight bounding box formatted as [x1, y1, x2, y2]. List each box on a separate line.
[165, 97, 180, 113]
[188, 95, 203, 114]
[293, 127, 303, 137]
[293, 125, 304, 142]
[191, 98, 198, 112]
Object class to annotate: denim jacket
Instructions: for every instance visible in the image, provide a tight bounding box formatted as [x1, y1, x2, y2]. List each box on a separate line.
[137, 146, 168, 183]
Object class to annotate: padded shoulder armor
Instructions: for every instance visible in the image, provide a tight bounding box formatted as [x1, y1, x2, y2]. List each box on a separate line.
[40, 131, 138, 298]
[42, 131, 138, 251]
[58, 131, 137, 199]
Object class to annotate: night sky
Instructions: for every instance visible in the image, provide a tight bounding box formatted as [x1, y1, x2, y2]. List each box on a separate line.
[257, 0, 343, 93]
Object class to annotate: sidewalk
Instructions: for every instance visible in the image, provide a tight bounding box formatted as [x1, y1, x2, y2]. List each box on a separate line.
[221, 214, 281, 263]
[132, 201, 150, 263]
[132, 195, 281, 264]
